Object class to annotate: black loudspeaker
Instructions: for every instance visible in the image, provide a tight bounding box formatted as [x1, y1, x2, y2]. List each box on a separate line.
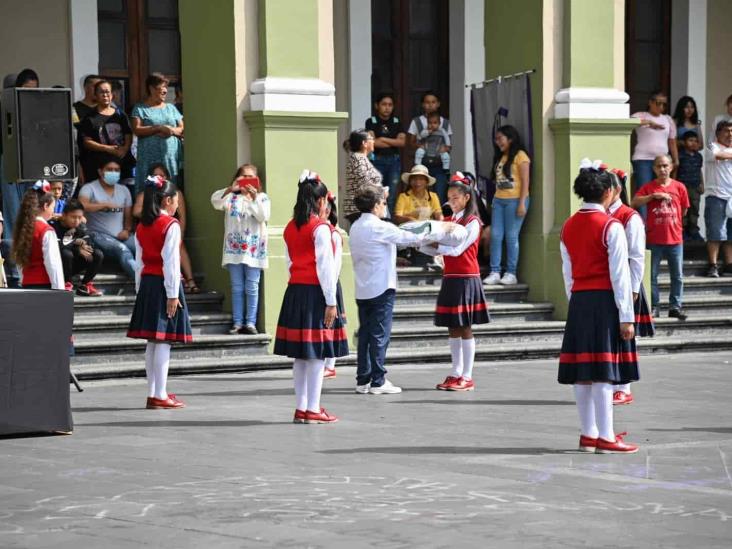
[1, 87, 76, 182]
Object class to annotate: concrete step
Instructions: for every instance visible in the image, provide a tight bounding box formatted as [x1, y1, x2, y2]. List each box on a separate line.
[73, 312, 233, 338]
[657, 275, 732, 297]
[392, 301, 555, 324]
[69, 272, 207, 296]
[396, 266, 443, 288]
[70, 333, 270, 365]
[395, 283, 529, 306]
[655, 295, 732, 315]
[660, 259, 709, 277]
[72, 290, 224, 316]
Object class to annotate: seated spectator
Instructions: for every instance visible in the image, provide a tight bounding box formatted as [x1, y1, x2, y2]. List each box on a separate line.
[79, 79, 136, 195]
[704, 120, 732, 278]
[50, 200, 103, 296]
[393, 165, 443, 225]
[78, 156, 135, 278]
[414, 111, 451, 174]
[50, 180, 66, 219]
[133, 163, 199, 293]
[676, 131, 704, 240]
[15, 68, 39, 88]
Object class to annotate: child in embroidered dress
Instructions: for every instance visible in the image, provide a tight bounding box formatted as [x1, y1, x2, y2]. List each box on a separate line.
[210, 163, 270, 334]
[127, 175, 192, 409]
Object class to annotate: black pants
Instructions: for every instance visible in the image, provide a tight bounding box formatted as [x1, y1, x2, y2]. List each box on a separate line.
[60, 247, 103, 284]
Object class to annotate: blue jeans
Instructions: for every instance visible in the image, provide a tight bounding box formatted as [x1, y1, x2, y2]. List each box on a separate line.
[427, 164, 448, 206]
[649, 243, 683, 309]
[356, 289, 395, 387]
[372, 154, 401, 212]
[226, 263, 262, 327]
[490, 197, 529, 275]
[1, 178, 31, 239]
[632, 160, 655, 218]
[91, 232, 136, 278]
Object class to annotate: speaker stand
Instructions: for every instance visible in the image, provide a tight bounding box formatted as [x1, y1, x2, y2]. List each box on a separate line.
[70, 371, 83, 392]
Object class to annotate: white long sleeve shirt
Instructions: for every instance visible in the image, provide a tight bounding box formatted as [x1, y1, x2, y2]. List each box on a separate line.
[210, 189, 270, 268]
[333, 228, 343, 279]
[560, 203, 634, 323]
[39, 218, 65, 290]
[608, 199, 645, 293]
[134, 215, 182, 299]
[349, 212, 431, 300]
[283, 224, 337, 306]
[418, 210, 481, 257]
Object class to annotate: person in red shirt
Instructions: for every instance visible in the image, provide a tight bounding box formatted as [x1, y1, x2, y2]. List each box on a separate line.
[632, 154, 690, 320]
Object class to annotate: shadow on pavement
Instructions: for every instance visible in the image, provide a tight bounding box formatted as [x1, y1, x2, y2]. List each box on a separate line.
[72, 407, 143, 412]
[321, 446, 572, 456]
[388, 399, 575, 406]
[183, 389, 293, 397]
[649, 426, 732, 434]
[77, 420, 293, 428]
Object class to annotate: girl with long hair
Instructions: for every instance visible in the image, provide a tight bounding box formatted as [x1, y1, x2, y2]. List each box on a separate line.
[127, 176, 192, 409]
[273, 170, 348, 424]
[672, 95, 703, 147]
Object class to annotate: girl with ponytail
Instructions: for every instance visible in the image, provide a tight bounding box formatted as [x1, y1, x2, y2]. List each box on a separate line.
[127, 175, 192, 409]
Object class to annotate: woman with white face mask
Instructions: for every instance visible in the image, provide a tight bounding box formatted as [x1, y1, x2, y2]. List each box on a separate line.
[78, 156, 136, 278]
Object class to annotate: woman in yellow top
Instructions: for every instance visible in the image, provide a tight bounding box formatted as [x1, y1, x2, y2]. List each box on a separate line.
[484, 125, 531, 286]
[393, 164, 444, 225]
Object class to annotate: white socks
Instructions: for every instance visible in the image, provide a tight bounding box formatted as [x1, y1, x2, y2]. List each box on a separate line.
[324, 357, 336, 371]
[461, 338, 476, 380]
[573, 384, 598, 438]
[144, 342, 171, 400]
[293, 359, 325, 412]
[449, 338, 463, 377]
[592, 382, 615, 441]
[617, 383, 631, 394]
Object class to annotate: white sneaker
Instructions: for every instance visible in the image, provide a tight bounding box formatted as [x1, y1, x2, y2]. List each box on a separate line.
[355, 383, 370, 394]
[483, 272, 501, 285]
[499, 273, 518, 285]
[369, 379, 402, 395]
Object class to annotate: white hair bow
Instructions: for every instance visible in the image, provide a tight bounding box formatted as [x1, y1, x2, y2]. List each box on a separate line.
[578, 158, 604, 171]
[299, 169, 320, 183]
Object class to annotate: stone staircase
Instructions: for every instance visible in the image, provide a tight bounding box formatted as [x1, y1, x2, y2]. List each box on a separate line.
[72, 252, 732, 380]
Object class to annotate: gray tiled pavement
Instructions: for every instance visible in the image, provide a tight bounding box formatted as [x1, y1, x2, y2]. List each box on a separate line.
[2, 352, 732, 548]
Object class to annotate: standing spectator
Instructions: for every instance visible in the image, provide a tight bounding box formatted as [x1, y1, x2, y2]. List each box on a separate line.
[631, 91, 678, 214]
[14, 68, 39, 88]
[408, 91, 453, 203]
[414, 111, 451, 174]
[631, 155, 689, 320]
[675, 131, 704, 240]
[111, 80, 125, 114]
[365, 92, 405, 211]
[343, 129, 381, 223]
[78, 157, 135, 278]
[79, 80, 136, 193]
[704, 120, 732, 278]
[0, 211, 6, 287]
[483, 125, 531, 286]
[73, 74, 101, 183]
[673, 95, 704, 149]
[710, 94, 732, 144]
[131, 73, 184, 193]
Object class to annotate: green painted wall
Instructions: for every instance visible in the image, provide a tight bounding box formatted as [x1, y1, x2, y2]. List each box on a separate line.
[258, 0, 319, 78]
[179, 0, 240, 313]
[563, 0, 614, 88]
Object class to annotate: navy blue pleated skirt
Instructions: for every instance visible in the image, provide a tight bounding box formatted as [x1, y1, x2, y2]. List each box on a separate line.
[434, 276, 490, 327]
[127, 275, 192, 343]
[558, 290, 640, 385]
[336, 280, 347, 326]
[274, 283, 349, 359]
[635, 284, 655, 337]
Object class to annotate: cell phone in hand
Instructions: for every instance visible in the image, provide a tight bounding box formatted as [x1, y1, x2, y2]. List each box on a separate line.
[235, 176, 261, 192]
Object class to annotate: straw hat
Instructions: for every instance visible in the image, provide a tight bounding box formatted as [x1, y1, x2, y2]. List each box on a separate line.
[400, 164, 436, 186]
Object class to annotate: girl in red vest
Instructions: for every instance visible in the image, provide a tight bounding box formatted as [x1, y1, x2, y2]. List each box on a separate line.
[274, 171, 348, 424]
[11, 181, 65, 290]
[559, 161, 639, 454]
[423, 172, 490, 391]
[608, 168, 655, 407]
[127, 176, 192, 409]
[322, 191, 344, 379]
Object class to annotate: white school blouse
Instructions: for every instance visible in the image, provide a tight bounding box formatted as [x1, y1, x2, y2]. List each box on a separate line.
[608, 199, 645, 294]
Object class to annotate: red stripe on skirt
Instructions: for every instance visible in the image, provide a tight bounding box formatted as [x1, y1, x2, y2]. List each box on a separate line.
[435, 302, 488, 314]
[276, 326, 348, 343]
[127, 330, 193, 343]
[560, 351, 638, 363]
[635, 314, 653, 323]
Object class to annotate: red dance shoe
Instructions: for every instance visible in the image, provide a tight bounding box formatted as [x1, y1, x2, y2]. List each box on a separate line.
[436, 376, 460, 390]
[293, 409, 306, 423]
[323, 368, 337, 379]
[64, 281, 74, 292]
[167, 393, 183, 405]
[304, 408, 339, 424]
[613, 391, 634, 405]
[579, 435, 598, 452]
[596, 432, 639, 454]
[447, 377, 475, 392]
[146, 396, 185, 409]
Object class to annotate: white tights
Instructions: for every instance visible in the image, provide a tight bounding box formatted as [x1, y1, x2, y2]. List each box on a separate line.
[324, 357, 336, 371]
[145, 341, 171, 400]
[574, 382, 614, 441]
[293, 359, 325, 412]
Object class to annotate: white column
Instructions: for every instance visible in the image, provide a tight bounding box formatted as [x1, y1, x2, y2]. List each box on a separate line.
[670, 0, 707, 132]
[68, 0, 99, 100]
[347, 0, 371, 130]
[449, 0, 485, 174]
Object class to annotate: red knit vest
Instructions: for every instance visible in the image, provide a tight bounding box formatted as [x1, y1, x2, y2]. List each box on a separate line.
[610, 203, 640, 228]
[22, 220, 54, 286]
[284, 216, 329, 285]
[443, 214, 481, 276]
[136, 215, 178, 276]
[561, 209, 618, 291]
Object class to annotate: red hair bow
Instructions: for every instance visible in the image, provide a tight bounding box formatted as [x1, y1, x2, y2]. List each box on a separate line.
[33, 179, 51, 193]
[326, 191, 336, 202]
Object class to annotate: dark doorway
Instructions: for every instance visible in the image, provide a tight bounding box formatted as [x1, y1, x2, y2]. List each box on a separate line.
[371, 0, 450, 124]
[625, 0, 671, 113]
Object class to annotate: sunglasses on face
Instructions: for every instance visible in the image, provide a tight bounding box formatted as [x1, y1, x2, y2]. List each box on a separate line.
[654, 100, 667, 106]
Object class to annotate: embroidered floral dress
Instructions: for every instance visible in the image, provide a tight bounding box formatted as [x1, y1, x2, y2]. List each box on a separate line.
[210, 189, 270, 269]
